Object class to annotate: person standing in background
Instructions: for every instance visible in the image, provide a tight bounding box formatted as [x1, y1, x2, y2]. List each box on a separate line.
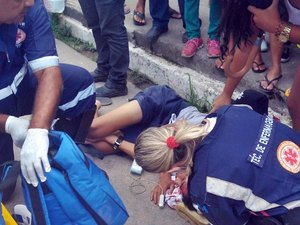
[79, 0, 129, 98]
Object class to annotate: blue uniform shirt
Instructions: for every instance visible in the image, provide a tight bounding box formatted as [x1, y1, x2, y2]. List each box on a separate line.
[121, 85, 206, 143]
[0, 0, 58, 103]
[189, 105, 300, 225]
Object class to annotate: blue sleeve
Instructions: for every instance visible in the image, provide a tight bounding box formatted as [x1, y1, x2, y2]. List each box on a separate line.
[23, 0, 57, 61]
[133, 85, 189, 126]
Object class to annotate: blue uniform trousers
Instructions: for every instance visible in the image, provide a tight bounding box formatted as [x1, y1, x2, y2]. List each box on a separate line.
[0, 63, 96, 164]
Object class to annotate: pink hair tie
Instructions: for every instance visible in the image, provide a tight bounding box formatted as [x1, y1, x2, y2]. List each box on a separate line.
[166, 136, 179, 149]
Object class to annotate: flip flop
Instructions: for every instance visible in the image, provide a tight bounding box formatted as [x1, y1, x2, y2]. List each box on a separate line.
[252, 61, 267, 73]
[169, 7, 181, 19]
[259, 74, 283, 93]
[133, 10, 146, 26]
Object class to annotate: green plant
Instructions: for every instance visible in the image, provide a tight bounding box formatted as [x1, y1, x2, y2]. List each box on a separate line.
[50, 14, 96, 53]
[186, 75, 211, 113]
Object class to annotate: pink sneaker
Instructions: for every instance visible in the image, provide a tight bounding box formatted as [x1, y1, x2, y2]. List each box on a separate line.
[207, 38, 221, 58]
[181, 37, 204, 58]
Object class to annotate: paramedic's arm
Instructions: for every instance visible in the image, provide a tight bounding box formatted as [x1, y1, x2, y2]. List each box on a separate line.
[30, 66, 62, 129]
[21, 66, 63, 187]
[248, 0, 300, 43]
[89, 100, 143, 140]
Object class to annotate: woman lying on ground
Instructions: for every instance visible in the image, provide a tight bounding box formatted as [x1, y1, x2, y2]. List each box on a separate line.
[211, 0, 300, 133]
[87, 84, 267, 158]
[135, 102, 300, 225]
[87, 85, 207, 157]
[134, 100, 300, 224]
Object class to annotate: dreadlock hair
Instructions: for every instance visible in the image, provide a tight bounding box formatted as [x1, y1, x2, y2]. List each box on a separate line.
[134, 120, 210, 173]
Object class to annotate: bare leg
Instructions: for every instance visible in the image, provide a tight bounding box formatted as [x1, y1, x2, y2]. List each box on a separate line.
[287, 65, 300, 132]
[260, 33, 283, 91]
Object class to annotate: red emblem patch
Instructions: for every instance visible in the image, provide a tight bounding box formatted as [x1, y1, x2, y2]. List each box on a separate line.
[16, 28, 26, 45]
[277, 141, 300, 173]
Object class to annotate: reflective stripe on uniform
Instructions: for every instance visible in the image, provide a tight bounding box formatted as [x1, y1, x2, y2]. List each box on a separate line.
[206, 176, 300, 212]
[0, 63, 27, 101]
[206, 176, 280, 212]
[28, 55, 59, 72]
[58, 83, 95, 111]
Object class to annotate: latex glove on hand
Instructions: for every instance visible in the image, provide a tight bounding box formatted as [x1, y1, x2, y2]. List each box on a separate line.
[21, 128, 51, 187]
[5, 116, 30, 148]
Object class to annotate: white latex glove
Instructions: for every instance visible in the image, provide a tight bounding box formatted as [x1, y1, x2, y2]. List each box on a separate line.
[21, 128, 51, 187]
[5, 116, 30, 148]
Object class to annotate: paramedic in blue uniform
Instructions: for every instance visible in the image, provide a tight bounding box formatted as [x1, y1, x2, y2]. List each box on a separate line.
[0, 0, 96, 188]
[134, 104, 300, 225]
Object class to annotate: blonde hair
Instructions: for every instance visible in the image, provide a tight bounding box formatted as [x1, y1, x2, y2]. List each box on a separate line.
[134, 120, 209, 173]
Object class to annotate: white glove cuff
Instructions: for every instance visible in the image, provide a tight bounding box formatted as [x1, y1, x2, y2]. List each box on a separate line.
[4, 115, 16, 134]
[27, 128, 49, 135]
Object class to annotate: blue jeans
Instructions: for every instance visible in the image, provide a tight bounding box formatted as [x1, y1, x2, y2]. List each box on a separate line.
[79, 0, 128, 88]
[149, 0, 185, 29]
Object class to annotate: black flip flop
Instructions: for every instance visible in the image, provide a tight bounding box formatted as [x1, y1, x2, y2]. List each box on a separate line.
[133, 10, 146, 26]
[252, 61, 267, 73]
[259, 74, 283, 93]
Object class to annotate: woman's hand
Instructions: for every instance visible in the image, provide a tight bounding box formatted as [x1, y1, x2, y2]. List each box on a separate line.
[210, 92, 232, 113]
[150, 172, 175, 205]
[248, 0, 281, 33]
